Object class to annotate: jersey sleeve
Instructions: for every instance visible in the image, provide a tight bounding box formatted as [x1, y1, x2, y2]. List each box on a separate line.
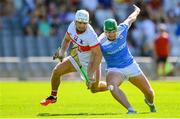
[117, 22, 129, 41]
[65, 23, 73, 41]
[118, 22, 129, 32]
[87, 26, 99, 48]
[67, 21, 74, 35]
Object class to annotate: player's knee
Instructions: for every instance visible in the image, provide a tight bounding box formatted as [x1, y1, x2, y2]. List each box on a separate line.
[52, 67, 61, 76]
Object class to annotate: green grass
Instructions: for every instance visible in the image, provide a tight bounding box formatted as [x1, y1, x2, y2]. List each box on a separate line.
[0, 80, 180, 118]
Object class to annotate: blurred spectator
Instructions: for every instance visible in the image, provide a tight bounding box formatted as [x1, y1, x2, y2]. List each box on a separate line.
[113, 0, 129, 21]
[49, 14, 60, 36]
[139, 11, 156, 56]
[81, 0, 98, 29]
[146, 0, 166, 21]
[127, 24, 141, 56]
[24, 0, 36, 11]
[38, 14, 51, 37]
[0, 1, 3, 16]
[154, 23, 170, 76]
[35, 0, 44, 6]
[98, 0, 113, 9]
[95, 2, 115, 28]
[166, 2, 180, 56]
[81, 0, 98, 12]
[36, 5, 51, 37]
[0, 0, 15, 16]
[24, 12, 38, 36]
[176, 22, 180, 39]
[69, 0, 81, 9]
[11, 0, 23, 13]
[175, 2, 180, 41]
[47, 2, 58, 17]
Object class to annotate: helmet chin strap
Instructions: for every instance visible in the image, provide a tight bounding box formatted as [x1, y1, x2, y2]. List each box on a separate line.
[107, 38, 115, 41]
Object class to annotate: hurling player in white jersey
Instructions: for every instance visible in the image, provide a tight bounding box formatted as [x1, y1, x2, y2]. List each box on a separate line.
[98, 5, 156, 114]
[40, 10, 107, 106]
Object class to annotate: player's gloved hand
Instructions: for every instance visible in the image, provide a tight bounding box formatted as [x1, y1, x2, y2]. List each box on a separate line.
[87, 78, 96, 89]
[133, 4, 140, 14]
[53, 48, 64, 62]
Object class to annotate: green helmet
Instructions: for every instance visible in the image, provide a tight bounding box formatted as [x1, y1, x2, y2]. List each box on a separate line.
[103, 18, 117, 31]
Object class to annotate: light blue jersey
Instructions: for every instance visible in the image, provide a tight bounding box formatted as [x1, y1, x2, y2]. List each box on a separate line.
[98, 23, 134, 68]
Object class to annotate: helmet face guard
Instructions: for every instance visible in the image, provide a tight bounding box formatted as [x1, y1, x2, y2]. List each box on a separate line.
[104, 18, 117, 32]
[75, 10, 89, 23]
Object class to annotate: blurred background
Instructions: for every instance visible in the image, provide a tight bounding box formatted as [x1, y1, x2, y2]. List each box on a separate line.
[0, 0, 180, 80]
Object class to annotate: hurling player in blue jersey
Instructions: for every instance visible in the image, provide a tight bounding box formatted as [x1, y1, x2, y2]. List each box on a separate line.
[98, 5, 156, 114]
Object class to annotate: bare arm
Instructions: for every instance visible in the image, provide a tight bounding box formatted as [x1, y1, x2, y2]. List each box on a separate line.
[53, 33, 71, 61]
[59, 33, 71, 56]
[124, 4, 140, 27]
[87, 45, 102, 81]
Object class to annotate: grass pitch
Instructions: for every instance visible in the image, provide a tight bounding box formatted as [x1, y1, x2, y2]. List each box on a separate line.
[0, 80, 180, 118]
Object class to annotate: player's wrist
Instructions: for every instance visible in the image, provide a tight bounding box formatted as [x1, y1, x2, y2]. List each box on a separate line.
[89, 78, 96, 82]
[53, 48, 66, 61]
[133, 4, 140, 13]
[87, 73, 94, 79]
[87, 78, 96, 89]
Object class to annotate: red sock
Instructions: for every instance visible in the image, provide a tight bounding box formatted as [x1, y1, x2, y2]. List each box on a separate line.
[51, 90, 57, 97]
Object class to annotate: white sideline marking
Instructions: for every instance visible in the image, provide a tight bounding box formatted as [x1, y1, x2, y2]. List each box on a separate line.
[0, 57, 20, 63]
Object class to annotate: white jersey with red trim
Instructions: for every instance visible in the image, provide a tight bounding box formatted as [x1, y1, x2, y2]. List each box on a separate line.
[66, 21, 99, 69]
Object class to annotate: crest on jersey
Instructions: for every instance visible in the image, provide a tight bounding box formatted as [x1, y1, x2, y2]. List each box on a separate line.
[119, 35, 124, 39]
[73, 35, 84, 45]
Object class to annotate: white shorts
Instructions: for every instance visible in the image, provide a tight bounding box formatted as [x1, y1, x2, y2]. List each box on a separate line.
[107, 61, 143, 80]
[68, 55, 98, 80]
[67, 56, 87, 81]
[77, 51, 90, 70]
